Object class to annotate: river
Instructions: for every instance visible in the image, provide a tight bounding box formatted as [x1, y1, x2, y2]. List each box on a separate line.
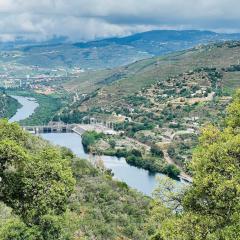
[9, 95, 173, 196]
[9, 95, 39, 123]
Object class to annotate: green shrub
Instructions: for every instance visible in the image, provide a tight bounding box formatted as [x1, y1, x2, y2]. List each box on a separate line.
[162, 164, 180, 178]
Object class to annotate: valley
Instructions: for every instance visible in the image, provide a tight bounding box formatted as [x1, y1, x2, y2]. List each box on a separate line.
[1, 0, 240, 238]
[54, 41, 240, 176]
[2, 39, 240, 180]
[5, 94, 172, 195]
[0, 29, 240, 239]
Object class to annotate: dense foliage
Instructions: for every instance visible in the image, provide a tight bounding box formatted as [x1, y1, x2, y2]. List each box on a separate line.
[68, 158, 151, 239]
[149, 90, 240, 239]
[0, 92, 21, 119]
[0, 120, 75, 239]
[0, 121, 151, 239]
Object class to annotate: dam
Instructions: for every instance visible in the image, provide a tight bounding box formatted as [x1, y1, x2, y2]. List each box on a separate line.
[22, 122, 117, 135]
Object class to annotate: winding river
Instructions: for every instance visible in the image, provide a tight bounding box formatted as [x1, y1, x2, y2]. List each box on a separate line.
[9, 96, 39, 123]
[9, 95, 174, 196]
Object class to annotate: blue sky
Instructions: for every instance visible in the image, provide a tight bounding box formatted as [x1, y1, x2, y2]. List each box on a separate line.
[0, 0, 239, 42]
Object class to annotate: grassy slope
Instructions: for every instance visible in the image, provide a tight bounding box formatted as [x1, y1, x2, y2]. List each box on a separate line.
[63, 69, 115, 94]
[69, 42, 240, 110]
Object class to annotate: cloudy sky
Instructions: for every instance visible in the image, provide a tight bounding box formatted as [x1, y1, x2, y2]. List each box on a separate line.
[0, 0, 240, 42]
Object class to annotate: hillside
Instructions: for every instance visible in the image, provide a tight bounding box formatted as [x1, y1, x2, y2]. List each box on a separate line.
[1, 94, 240, 239]
[0, 120, 151, 239]
[2, 30, 240, 70]
[62, 41, 240, 113]
[57, 41, 240, 173]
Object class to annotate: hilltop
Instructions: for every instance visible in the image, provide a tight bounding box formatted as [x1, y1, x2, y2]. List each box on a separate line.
[73, 30, 240, 55]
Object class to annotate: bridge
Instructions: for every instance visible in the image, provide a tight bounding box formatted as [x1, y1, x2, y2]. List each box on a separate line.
[22, 122, 117, 135]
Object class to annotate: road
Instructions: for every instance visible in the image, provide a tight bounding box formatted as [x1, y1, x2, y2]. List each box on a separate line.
[162, 149, 193, 183]
[127, 136, 193, 183]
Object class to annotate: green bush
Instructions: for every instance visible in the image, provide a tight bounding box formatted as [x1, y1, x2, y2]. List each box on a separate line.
[82, 131, 104, 152]
[0, 220, 41, 240]
[162, 164, 181, 178]
[151, 145, 164, 157]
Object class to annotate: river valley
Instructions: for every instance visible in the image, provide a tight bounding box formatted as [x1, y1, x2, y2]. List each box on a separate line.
[9, 95, 177, 196]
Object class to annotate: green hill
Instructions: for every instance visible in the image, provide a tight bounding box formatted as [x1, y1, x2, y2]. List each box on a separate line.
[61, 41, 240, 116]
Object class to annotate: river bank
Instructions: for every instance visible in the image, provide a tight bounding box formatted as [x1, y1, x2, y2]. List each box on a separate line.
[8, 90, 63, 125]
[9, 95, 39, 123]
[81, 131, 181, 179]
[40, 132, 171, 195]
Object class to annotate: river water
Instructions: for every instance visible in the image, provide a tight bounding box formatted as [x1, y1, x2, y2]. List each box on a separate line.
[10, 95, 173, 196]
[9, 95, 39, 123]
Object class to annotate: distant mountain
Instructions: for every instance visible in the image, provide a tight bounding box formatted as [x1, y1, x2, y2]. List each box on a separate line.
[74, 30, 240, 55]
[0, 36, 68, 50]
[2, 30, 240, 69]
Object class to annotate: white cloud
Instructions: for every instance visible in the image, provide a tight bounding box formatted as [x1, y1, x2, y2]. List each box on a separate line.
[0, 0, 240, 42]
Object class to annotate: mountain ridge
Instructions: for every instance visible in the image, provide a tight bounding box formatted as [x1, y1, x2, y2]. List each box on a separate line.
[3, 30, 240, 69]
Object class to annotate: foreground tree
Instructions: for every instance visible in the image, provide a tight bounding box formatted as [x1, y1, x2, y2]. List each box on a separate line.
[150, 90, 240, 239]
[0, 120, 75, 239]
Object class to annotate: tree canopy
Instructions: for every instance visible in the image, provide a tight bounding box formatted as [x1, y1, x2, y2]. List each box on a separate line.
[0, 120, 75, 239]
[150, 90, 240, 240]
